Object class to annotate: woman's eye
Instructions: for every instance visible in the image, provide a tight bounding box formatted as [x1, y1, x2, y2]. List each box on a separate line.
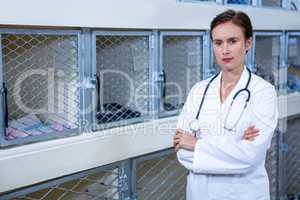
[229, 40, 237, 44]
[214, 41, 222, 46]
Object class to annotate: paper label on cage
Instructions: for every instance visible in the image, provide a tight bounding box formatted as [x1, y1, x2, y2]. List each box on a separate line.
[288, 38, 298, 57]
[133, 55, 146, 71]
[187, 52, 201, 66]
[289, 45, 298, 57]
[272, 38, 280, 56]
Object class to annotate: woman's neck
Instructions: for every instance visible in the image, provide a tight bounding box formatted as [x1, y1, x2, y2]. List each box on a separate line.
[221, 65, 244, 88]
[219, 65, 244, 104]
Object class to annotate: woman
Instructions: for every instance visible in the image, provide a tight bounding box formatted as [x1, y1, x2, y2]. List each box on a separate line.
[173, 10, 278, 200]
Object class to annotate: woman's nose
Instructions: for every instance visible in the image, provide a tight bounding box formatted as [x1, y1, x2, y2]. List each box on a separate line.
[222, 43, 230, 55]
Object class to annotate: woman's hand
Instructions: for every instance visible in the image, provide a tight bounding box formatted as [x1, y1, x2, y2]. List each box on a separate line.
[243, 125, 260, 141]
[173, 129, 197, 152]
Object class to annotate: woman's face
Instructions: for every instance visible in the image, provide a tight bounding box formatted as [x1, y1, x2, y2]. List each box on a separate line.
[211, 21, 252, 72]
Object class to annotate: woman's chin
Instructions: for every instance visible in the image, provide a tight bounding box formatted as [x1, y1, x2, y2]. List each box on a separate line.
[219, 63, 243, 72]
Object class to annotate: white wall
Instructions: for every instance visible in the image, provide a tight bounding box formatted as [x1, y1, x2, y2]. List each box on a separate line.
[0, 0, 300, 30]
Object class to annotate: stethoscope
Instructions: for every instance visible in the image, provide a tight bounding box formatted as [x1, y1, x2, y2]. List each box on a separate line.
[190, 67, 252, 137]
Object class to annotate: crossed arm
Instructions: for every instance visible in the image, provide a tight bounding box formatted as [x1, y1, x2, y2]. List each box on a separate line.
[173, 85, 278, 174]
[173, 125, 260, 152]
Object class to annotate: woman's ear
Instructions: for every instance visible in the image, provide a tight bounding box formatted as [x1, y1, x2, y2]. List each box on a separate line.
[245, 37, 253, 52]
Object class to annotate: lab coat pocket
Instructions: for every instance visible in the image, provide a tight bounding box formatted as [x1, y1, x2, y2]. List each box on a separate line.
[235, 183, 268, 200]
[208, 182, 238, 200]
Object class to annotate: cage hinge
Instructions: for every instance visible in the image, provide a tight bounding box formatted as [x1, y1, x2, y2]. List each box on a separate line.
[279, 143, 289, 152]
[78, 77, 96, 89]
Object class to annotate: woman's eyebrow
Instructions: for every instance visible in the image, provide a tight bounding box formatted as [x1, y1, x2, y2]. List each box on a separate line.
[227, 37, 239, 41]
[212, 39, 222, 42]
[213, 37, 239, 42]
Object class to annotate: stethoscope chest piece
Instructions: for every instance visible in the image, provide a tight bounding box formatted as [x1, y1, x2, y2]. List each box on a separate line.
[189, 120, 201, 137]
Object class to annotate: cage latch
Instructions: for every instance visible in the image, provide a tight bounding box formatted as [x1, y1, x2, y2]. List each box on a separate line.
[154, 71, 165, 82]
[79, 77, 97, 89]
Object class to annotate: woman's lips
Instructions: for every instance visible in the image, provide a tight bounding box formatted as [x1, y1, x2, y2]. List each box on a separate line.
[222, 58, 234, 63]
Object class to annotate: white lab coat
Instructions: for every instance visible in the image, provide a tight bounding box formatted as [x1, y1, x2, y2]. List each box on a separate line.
[177, 66, 278, 200]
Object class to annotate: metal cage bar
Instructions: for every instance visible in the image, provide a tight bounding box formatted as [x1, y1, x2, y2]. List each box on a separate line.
[0, 28, 82, 147]
[91, 31, 152, 131]
[158, 31, 205, 118]
[258, 0, 284, 7]
[284, 114, 300, 197]
[0, 161, 121, 200]
[286, 33, 300, 94]
[131, 148, 187, 200]
[252, 32, 284, 88]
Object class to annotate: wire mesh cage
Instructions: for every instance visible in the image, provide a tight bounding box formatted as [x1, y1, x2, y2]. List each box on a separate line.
[265, 128, 280, 200]
[160, 34, 203, 116]
[226, 0, 252, 5]
[253, 34, 284, 200]
[287, 35, 300, 93]
[134, 151, 187, 200]
[254, 35, 282, 89]
[7, 167, 120, 200]
[260, 0, 282, 7]
[0, 30, 80, 146]
[178, 0, 216, 3]
[93, 33, 150, 129]
[285, 117, 300, 198]
[286, 0, 300, 10]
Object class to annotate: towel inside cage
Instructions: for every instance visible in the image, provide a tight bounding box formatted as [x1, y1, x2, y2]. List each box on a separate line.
[163, 102, 184, 111]
[5, 113, 73, 140]
[96, 102, 141, 124]
[94, 75, 141, 124]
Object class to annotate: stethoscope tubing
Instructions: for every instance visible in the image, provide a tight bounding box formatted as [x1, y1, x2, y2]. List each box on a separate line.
[192, 67, 252, 134]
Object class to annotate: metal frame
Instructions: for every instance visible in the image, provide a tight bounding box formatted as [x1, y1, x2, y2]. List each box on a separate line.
[177, 0, 223, 5]
[0, 148, 176, 200]
[284, 0, 300, 12]
[277, 119, 288, 200]
[178, 0, 300, 9]
[0, 161, 122, 200]
[130, 148, 174, 200]
[0, 33, 5, 146]
[285, 32, 300, 93]
[258, 0, 284, 8]
[203, 32, 212, 79]
[285, 31, 300, 58]
[251, 32, 284, 70]
[281, 116, 300, 200]
[223, 0, 253, 6]
[0, 28, 82, 147]
[91, 31, 153, 132]
[149, 30, 160, 119]
[0, 28, 299, 200]
[79, 28, 93, 133]
[281, 32, 300, 200]
[158, 31, 205, 118]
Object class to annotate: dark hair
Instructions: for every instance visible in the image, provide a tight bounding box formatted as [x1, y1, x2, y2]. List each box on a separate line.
[210, 9, 253, 40]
